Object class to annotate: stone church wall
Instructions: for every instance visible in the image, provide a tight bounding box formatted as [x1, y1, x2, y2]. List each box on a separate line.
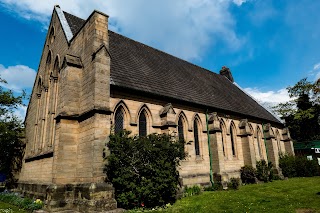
[109, 89, 293, 186]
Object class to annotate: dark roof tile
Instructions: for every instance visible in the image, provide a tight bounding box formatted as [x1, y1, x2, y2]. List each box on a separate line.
[63, 11, 281, 124]
[63, 11, 86, 35]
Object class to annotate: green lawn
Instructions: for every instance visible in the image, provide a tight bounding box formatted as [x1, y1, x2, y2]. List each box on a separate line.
[0, 201, 27, 213]
[133, 177, 320, 213]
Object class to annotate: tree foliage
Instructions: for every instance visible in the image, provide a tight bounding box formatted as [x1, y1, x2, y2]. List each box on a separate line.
[104, 131, 187, 209]
[273, 78, 320, 141]
[0, 77, 25, 188]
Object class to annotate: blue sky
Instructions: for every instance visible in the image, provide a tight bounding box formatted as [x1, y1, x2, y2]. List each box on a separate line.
[0, 0, 319, 119]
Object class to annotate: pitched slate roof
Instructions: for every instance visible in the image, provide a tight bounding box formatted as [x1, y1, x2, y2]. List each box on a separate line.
[62, 11, 281, 124]
[63, 12, 86, 35]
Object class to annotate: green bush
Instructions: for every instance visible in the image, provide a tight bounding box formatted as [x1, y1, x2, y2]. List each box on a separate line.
[183, 185, 201, 197]
[273, 174, 283, 180]
[279, 154, 296, 177]
[256, 160, 274, 182]
[0, 193, 43, 211]
[104, 131, 187, 209]
[240, 165, 257, 184]
[228, 178, 240, 190]
[203, 182, 223, 191]
[279, 154, 320, 178]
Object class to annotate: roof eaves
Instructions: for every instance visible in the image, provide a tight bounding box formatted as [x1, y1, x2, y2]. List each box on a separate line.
[233, 82, 283, 124]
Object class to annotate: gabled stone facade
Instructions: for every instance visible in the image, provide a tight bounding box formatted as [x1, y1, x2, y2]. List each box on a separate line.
[18, 6, 294, 212]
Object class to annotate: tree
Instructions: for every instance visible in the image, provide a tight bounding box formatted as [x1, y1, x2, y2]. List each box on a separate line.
[0, 78, 25, 188]
[104, 131, 187, 209]
[273, 78, 320, 141]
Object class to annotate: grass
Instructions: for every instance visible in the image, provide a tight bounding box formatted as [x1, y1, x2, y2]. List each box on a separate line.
[130, 177, 320, 213]
[0, 201, 27, 213]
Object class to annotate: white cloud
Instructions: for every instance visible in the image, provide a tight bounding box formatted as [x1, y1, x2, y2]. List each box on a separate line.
[313, 62, 320, 81]
[313, 63, 320, 70]
[309, 62, 320, 81]
[243, 87, 291, 104]
[0, 64, 37, 92]
[13, 105, 27, 121]
[0, 0, 245, 60]
[232, 0, 247, 6]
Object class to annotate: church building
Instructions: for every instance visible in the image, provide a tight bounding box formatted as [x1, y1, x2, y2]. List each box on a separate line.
[17, 6, 294, 212]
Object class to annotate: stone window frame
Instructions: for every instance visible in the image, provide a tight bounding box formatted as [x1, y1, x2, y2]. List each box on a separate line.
[248, 123, 256, 158]
[229, 121, 237, 157]
[47, 55, 60, 148]
[275, 129, 282, 154]
[48, 26, 55, 44]
[177, 111, 188, 142]
[136, 104, 152, 137]
[114, 106, 125, 134]
[220, 119, 227, 157]
[192, 114, 203, 158]
[44, 50, 53, 89]
[139, 109, 148, 137]
[256, 126, 264, 160]
[51, 55, 60, 80]
[112, 100, 131, 134]
[36, 75, 43, 96]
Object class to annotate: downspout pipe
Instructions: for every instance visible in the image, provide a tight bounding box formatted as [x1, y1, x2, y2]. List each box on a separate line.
[206, 110, 214, 187]
[262, 122, 269, 162]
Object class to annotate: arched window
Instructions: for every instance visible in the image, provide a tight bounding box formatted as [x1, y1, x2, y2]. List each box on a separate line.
[194, 119, 200, 156]
[178, 116, 185, 141]
[230, 123, 236, 156]
[249, 124, 256, 157]
[49, 27, 55, 44]
[139, 110, 147, 137]
[52, 57, 60, 79]
[276, 131, 281, 153]
[220, 122, 226, 156]
[46, 51, 51, 66]
[44, 52, 52, 88]
[114, 107, 124, 134]
[257, 128, 262, 158]
[36, 77, 42, 95]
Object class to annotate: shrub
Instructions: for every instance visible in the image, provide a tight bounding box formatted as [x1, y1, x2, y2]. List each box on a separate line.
[240, 165, 257, 184]
[227, 178, 240, 190]
[280, 154, 320, 178]
[273, 174, 283, 180]
[183, 185, 201, 197]
[279, 154, 296, 178]
[0, 193, 43, 211]
[204, 182, 223, 191]
[256, 160, 273, 182]
[104, 131, 187, 209]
